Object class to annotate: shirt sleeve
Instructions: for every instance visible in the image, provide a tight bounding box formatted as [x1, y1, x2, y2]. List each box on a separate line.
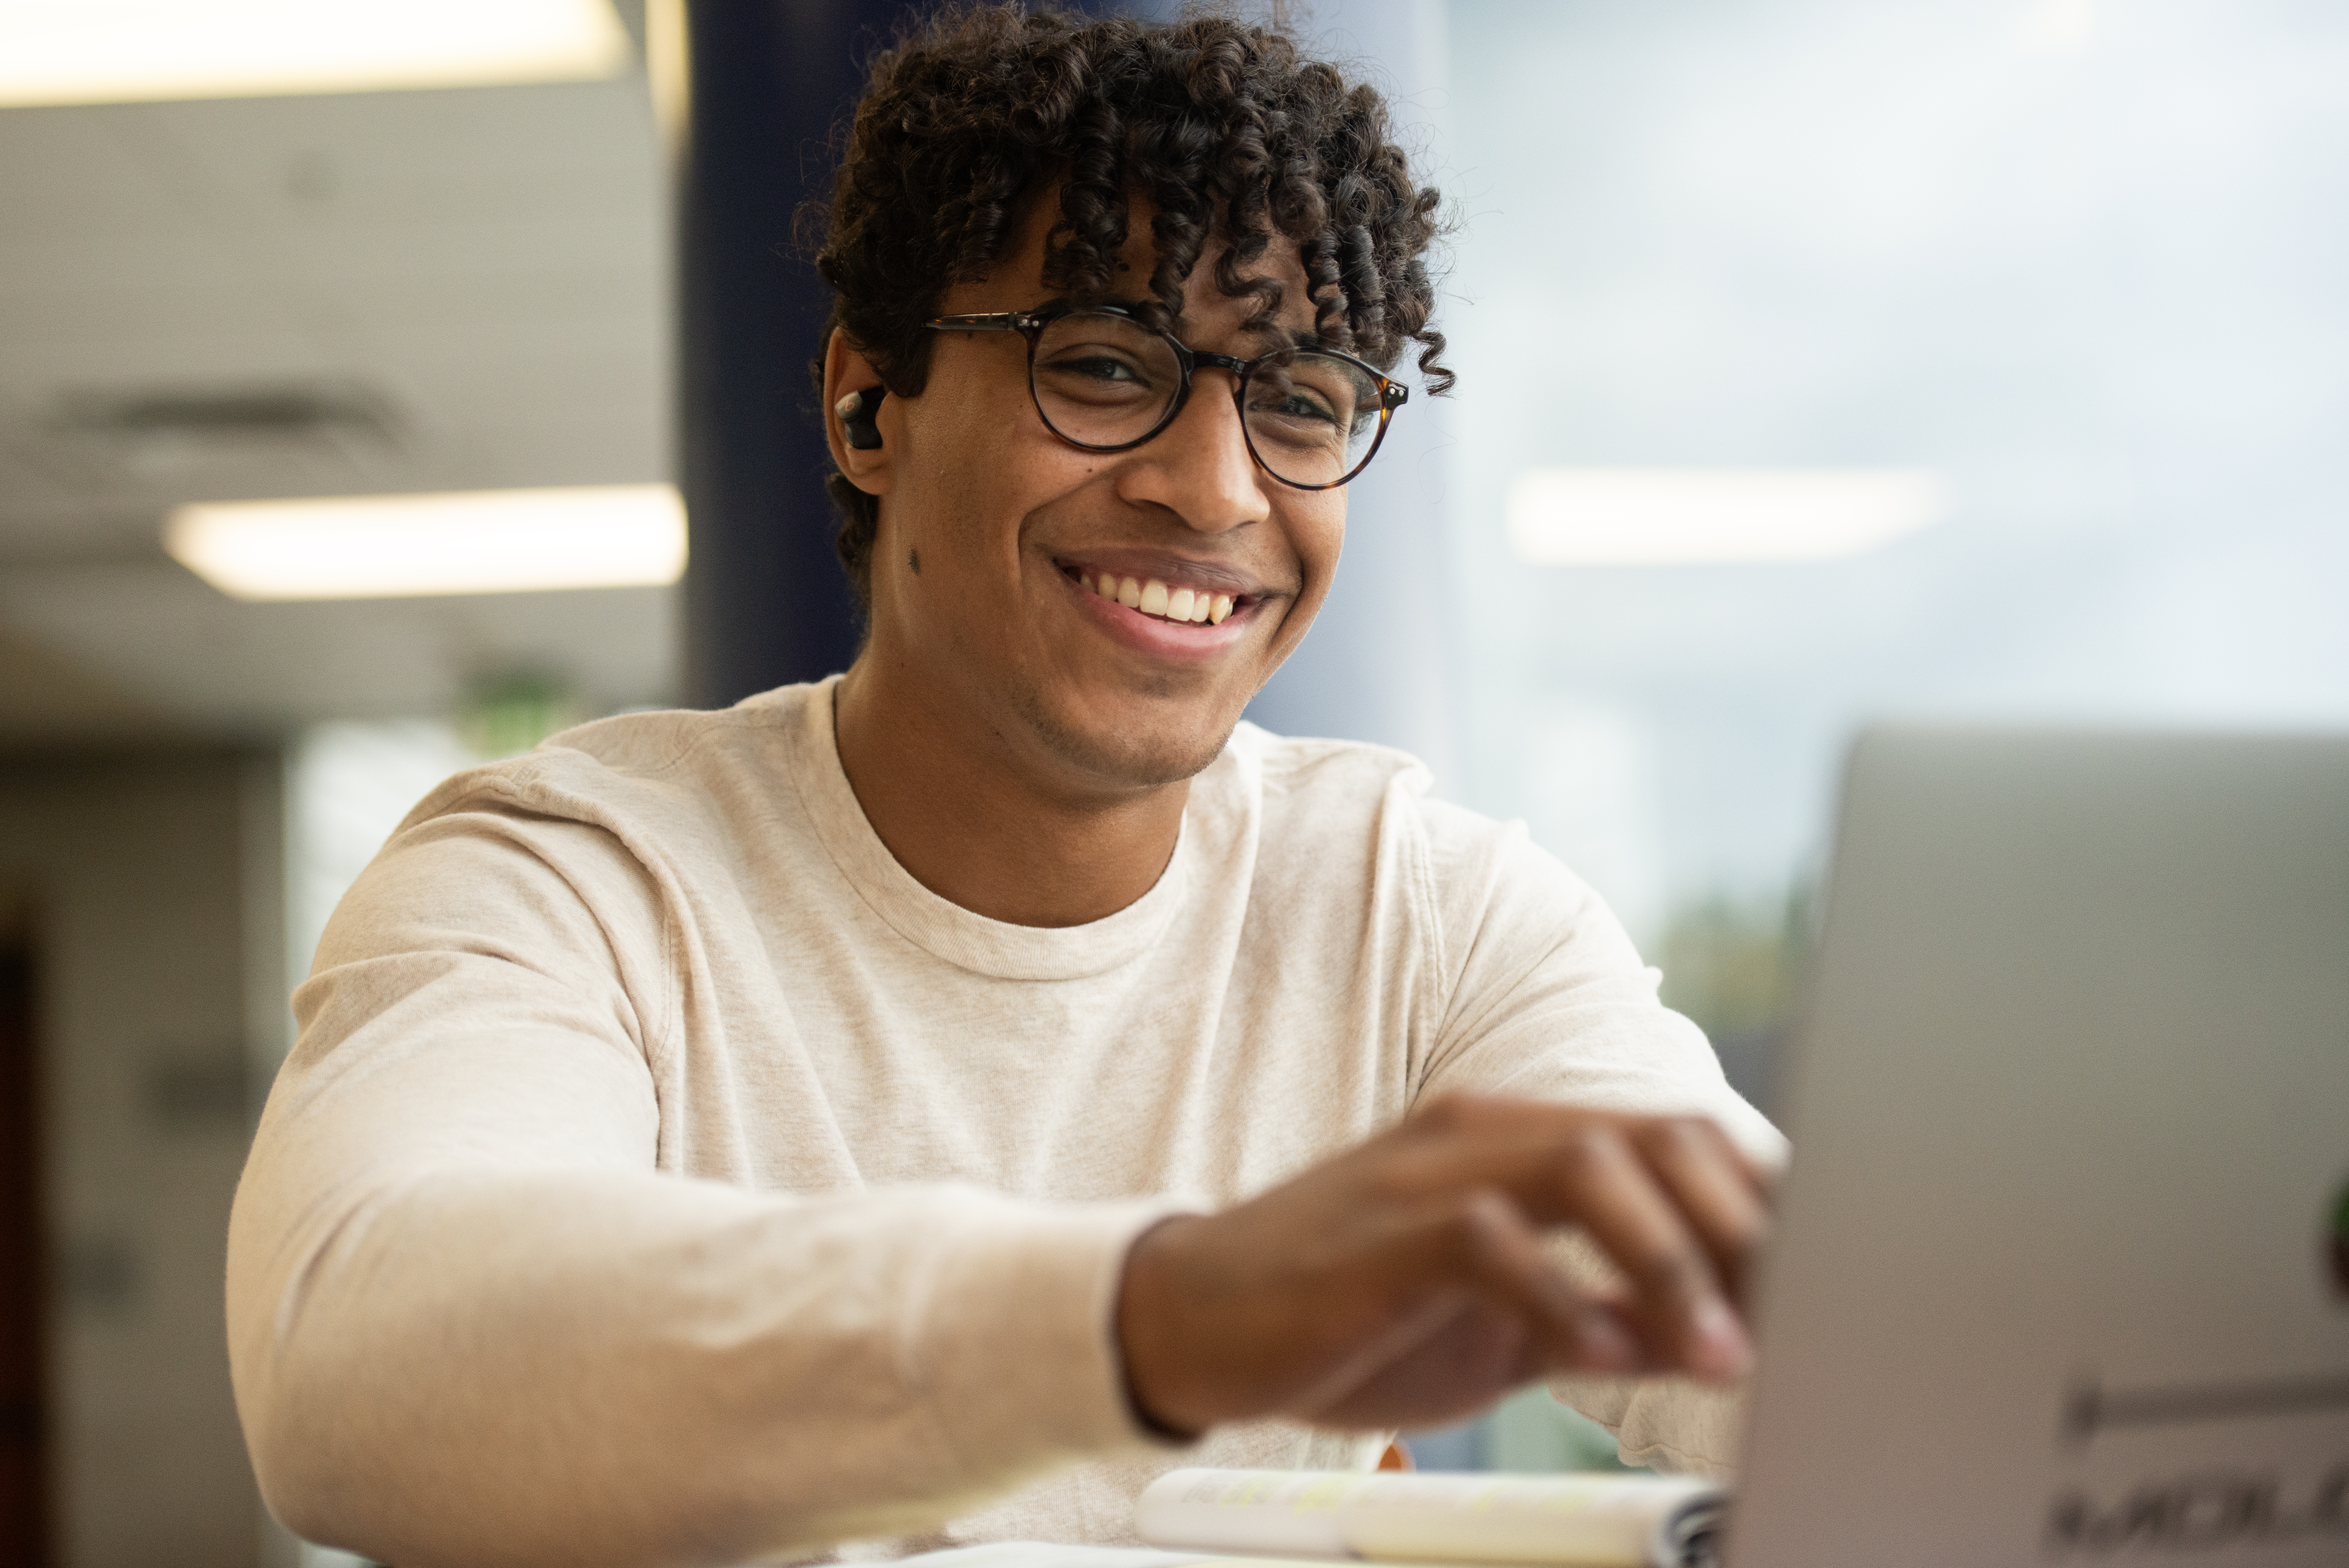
[1410, 794, 1787, 1475]
[226, 797, 1180, 1568]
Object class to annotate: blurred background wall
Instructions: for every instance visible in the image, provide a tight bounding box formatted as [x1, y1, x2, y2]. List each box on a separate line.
[2, 0, 2346, 1560]
[1438, 0, 2349, 1113]
[1, 7, 671, 1561]
[0, 749, 279, 1567]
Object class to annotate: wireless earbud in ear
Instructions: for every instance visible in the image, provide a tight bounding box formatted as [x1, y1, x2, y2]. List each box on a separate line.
[833, 386, 886, 450]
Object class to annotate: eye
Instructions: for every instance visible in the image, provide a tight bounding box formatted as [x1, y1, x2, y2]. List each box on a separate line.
[1052, 352, 1146, 384]
[1033, 341, 1172, 403]
[1254, 388, 1341, 426]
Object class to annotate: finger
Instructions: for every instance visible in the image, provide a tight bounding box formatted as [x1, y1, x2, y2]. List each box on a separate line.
[1377, 1098, 1758, 1376]
[1343, 1186, 1633, 1378]
[1386, 1097, 1738, 1219]
[1273, 1187, 1632, 1424]
[1632, 1117, 1772, 1308]
[1545, 1123, 1751, 1382]
[1439, 1186, 1641, 1378]
[1390, 1097, 1772, 1260]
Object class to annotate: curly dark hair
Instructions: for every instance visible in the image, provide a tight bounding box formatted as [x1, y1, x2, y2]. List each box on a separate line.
[809, 1, 1452, 611]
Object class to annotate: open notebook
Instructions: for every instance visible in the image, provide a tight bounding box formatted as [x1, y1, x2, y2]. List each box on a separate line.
[894, 1468, 1724, 1568]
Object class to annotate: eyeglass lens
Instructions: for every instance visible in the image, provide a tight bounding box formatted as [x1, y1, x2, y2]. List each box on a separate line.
[1028, 310, 1385, 487]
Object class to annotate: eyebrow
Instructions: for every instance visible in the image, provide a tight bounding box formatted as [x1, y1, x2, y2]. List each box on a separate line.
[1093, 296, 1322, 354]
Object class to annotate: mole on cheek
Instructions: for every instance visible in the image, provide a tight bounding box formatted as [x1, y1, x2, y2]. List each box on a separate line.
[909, 548, 921, 575]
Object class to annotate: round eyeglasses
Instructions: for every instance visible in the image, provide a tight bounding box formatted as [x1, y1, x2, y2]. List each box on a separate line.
[924, 302, 1408, 491]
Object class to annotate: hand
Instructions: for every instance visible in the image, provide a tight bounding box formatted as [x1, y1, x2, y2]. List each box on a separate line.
[1114, 1094, 1773, 1436]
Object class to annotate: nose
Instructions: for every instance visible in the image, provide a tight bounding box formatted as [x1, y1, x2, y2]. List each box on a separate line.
[1112, 370, 1272, 534]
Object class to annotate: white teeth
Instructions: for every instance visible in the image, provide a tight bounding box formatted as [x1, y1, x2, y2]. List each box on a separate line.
[1077, 568, 1238, 625]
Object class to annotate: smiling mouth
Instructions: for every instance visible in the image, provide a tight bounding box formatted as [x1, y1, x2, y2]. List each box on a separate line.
[1061, 564, 1246, 626]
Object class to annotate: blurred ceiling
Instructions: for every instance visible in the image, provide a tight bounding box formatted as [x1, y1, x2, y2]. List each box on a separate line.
[0, 22, 670, 743]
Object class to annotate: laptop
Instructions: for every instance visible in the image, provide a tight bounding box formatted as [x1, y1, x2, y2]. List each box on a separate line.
[1726, 728, 2349, 1567]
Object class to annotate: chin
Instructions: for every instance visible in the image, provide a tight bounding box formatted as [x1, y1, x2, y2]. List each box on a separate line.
[1015, 681, 1240, 789]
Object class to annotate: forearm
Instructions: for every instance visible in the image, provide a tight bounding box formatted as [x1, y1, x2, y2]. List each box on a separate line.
[229, 1159, 1173, 1567]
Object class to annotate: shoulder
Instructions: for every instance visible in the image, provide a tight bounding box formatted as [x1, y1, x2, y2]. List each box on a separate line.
[1204, 721, 1540, 886]
[1218, 720, 1432, 802]
[394, 683, 823, 845]
[1197, 723, 1563, 964]
[324, 687, 837, 979]
[1205, 720, 1446, 846]
[350, 685, 836, 945]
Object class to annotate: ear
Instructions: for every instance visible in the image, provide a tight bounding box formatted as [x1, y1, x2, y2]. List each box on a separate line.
[821, 328, 895, 496]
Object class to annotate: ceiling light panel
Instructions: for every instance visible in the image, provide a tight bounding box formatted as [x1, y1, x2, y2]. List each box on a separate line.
[1506, 468, 1951, 565]
[0, 0, 631, 107]
[164, 484, 686, 600]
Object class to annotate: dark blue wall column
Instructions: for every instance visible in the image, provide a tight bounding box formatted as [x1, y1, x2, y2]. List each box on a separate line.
[674, 0, 889, 708]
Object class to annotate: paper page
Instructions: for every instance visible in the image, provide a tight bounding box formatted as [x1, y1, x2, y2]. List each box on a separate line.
[1340, 1472, 1719, 1566]
[1136, 1469, 1726, 1568]
[878, 1543, 1389, 1568]
[1134, 1470, 1376, 1557]
[883, 1544, 1208, 1568]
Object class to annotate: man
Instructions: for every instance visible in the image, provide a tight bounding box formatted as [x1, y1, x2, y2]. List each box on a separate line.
[228, 8, 1782, 1566]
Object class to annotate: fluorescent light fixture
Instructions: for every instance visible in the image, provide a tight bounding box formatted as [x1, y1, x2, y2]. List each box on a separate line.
[165, 484, 686, 600]
[0, 0, 630, 108]
[1506, 468, 1950, 566]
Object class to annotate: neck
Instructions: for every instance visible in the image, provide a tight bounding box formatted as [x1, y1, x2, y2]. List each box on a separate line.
[830, 650, 1189, 929]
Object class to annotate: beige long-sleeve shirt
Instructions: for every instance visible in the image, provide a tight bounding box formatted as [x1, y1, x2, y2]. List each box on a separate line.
[227, 677, 1782, 1568]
